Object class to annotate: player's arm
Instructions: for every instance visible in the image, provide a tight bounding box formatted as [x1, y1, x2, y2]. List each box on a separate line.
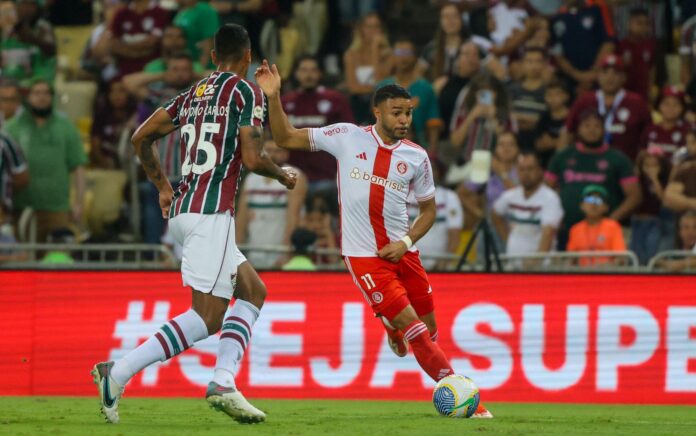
[282, 170, 308, 244]
[255, 60, 311, 150]
[378, 197, 437, 263]
[239, 126, 296, 189]
[131, 108, 178, 216]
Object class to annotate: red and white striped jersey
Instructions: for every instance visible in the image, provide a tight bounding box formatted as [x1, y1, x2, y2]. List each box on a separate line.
[162, 71, 265, 218]
[309, 123, 435, 257]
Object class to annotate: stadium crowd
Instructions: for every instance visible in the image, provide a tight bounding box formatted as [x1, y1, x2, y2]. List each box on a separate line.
[0, 0, 696, 271]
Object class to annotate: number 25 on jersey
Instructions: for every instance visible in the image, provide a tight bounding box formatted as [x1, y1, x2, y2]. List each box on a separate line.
[180, 122, 220, 176]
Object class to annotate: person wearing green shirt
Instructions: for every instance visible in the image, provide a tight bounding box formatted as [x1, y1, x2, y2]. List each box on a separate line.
[173, 0, 220, 69]
[545, 108, 641, 250]
[143, 25, 205, 74]
[282, 228, 317, 271]
[4, 80, 87, 242]
[377, 37, 443, 155]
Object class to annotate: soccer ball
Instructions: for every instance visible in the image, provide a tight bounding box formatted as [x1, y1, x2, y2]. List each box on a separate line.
[432, 375, 480, 418]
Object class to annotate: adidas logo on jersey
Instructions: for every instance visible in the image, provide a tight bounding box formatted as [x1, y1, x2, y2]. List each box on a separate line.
[356, 152, 367, 160]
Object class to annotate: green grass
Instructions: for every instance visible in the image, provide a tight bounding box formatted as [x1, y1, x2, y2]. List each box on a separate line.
[0, 397, 694, 436]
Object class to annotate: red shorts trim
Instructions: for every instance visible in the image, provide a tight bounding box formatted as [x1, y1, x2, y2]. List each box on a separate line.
[344, 251, 434, 320]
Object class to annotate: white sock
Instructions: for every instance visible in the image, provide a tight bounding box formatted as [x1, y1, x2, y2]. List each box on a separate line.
[213, 299, 260, 388]
[111, 309, 208, 386]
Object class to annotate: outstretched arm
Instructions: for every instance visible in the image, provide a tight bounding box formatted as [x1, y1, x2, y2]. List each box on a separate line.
[131, 108, 177, 217]
[255, 60, 311, 150]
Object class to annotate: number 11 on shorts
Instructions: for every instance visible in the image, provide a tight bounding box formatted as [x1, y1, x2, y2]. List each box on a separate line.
[360, 273, 376, 290]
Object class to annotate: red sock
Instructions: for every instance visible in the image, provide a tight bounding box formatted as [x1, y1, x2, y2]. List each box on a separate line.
[403, 320, 453, 381]
[430, 329, 438, 343]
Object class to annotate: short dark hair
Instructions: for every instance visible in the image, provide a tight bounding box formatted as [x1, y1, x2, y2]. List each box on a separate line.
[546, 77, 568, 93]
[167, 51, 194, 64]
[213, 24, 250, 63]
[518, 149, 546, 170]
[372, 84, 411, 107]
[292, 54, 322, 75]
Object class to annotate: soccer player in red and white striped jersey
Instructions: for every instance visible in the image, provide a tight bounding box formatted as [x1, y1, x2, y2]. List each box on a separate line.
[92, 24, 295, 424]
[257, 61, 492, 418]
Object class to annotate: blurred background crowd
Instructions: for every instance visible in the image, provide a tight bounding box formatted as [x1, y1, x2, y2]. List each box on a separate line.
[0, 0, 695, 272]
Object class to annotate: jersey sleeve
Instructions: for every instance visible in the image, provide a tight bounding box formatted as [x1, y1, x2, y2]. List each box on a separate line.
[492, 190, 509, 217]
[615, 152, 638, 186]
[412, 156, 436, 201]
[64, 120, 88, 170]
[445, 190, 464, 229]
[308, 123, 354, 157]
[540, 191, 564, 228]
[237, 80, 265, 128]
[161, 90, 188, 128]
[0, 135, 27, 174]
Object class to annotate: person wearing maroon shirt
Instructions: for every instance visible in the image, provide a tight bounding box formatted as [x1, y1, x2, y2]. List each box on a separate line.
[561, 54, 651, 161]
[282, 55, 354, 192]
[617, 7, 656, 101]
[642, 86, 691, 162]
[110, 0, 170, 78]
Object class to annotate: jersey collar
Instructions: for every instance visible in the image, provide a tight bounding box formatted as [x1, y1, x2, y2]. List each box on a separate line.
[575, 141, 609, 154]
[369, 125, 402, 150]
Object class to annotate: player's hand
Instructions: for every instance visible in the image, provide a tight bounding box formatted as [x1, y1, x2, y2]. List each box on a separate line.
[377, 240, 409, 263]
[159, 189, 174, 219]
[255, 59, 282, 98]
[279, 167, 297, 190]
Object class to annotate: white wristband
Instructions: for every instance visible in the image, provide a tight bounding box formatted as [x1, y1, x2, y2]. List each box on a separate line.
[401, 235, 413, 249]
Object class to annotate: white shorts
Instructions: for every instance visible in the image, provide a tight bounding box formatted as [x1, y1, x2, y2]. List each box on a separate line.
[169, 211, 246, 300]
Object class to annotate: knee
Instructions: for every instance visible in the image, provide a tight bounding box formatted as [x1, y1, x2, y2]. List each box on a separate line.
[234, 281, 267, 309]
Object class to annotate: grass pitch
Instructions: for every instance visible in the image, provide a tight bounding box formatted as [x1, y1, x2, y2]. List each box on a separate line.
[0, 397, 694, 436]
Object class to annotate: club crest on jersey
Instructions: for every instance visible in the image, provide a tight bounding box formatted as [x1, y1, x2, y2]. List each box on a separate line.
[371, 292, 383, 303]
[253, 105, 264, 120]
[396, 161, 408, 175]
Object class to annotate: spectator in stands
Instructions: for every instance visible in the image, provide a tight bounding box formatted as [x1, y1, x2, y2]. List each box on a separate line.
[437, 40, 482, 138]
[616, 7, 656, 101]
[123, 52, 196, 244]
[5, 80, 87, 242]
[0, 79, 22, 124]
[664, 131, 696, 215]
[656, 211, 696, 272]
[211, 0, 262, 28]
[407, 159, 463, 270]
[173, 0, 220, 69]
[567, 184, 626, 266]
[549, 0, 613, 95]
[679, 9, 696, 89]
[90, 80, 136, 170]
[236, 139, 308, 269]
[143, 25, 205, 74]
[282, 55, 354, 194]
[14, 0, 56, 79]
[0, 129, 28, 215]
[378, 37, 443, 154]
[0, 0, 52, 87]
[508, 47, 548, 151]
[450, 71, 515, 168]
[79, 0, 120, 83]
[282, 227, 318, 271]
[631, 149, 671, 265]
[458, 131, 519, 254]
[507, 17, 553, 82]
[546, 109, 640, 250]
[534, 79, 570, 167]
[561, 54, 651, 161]
[343, 12, 392, 124]
[492, 151, 563, 259]
[109, 0, 169, 78]
[302, 200, 339, 266]
[419, 3, 470, 81]
[641, 86, 690, 163]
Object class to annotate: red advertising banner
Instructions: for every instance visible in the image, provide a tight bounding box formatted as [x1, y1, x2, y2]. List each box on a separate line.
[1, 271, 695, 404]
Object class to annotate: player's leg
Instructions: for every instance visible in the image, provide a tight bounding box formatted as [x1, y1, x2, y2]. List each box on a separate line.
[207, 252, 266, 423]
[92, 212, 234, 423]
[400, 252, 493, 418]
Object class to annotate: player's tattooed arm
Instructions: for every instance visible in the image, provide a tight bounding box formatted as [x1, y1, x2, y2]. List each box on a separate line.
[132, 108, 177, 194]
[240, 126, 297, 190]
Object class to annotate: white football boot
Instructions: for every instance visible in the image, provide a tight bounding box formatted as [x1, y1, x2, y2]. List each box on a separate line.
[205, 382, 266, 424]
[91, 361, 124, 424]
